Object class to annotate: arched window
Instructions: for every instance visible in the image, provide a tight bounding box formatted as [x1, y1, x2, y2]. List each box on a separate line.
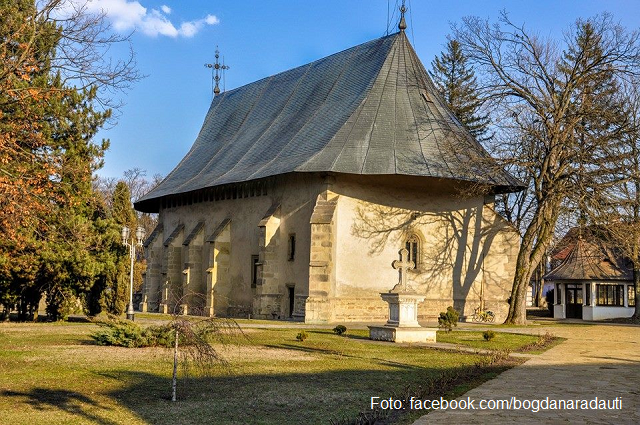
[405, 234, 419, 269]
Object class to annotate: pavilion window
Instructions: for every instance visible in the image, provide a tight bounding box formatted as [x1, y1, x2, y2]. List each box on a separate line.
[585, 284, 590, 306]
[405, 235, 419, 269]
[628, 285, 636, 307]
[596, 284, 624, 306]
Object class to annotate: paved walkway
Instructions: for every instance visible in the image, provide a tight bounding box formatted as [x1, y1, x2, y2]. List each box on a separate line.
[413, 323, 640, 424]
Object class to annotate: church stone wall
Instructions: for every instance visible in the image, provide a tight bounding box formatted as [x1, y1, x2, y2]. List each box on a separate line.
[148, 173, 325, 318]
[140, 228, 164, 313]
[321, 174, 518, 323]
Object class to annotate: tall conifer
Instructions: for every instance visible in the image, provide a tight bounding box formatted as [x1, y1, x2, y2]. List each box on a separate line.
[430, 39, 490, 140]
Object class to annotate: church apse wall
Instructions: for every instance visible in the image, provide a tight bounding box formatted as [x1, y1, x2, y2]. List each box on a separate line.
[318, 174, 519, 323]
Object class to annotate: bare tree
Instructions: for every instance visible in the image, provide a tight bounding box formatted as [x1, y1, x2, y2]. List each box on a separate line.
[453, 12, 640, 323]
[167, 295, 243, 402]
[29, 0, 140, 110]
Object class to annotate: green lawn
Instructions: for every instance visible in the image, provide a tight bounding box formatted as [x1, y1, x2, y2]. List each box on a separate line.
[0, 322, 525, 425]
[436, 330, 563, 353]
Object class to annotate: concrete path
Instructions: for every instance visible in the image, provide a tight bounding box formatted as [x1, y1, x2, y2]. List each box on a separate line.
[413, 323, 640, 424]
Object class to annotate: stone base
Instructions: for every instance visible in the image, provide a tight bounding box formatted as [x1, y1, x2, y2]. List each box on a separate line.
[368, 325, 437, 343]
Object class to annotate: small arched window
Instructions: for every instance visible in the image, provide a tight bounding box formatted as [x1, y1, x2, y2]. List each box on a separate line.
[405, 234, 419, 269]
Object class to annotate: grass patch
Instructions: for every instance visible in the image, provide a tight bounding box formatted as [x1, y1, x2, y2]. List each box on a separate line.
[437, 330, 562, 353]
[0, 322, 519, 425]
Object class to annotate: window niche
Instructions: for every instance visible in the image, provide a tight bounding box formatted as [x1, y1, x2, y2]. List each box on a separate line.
[251, 255, 260, 288]
[288, 234, 296, 261]
[405, 234, 419, 270]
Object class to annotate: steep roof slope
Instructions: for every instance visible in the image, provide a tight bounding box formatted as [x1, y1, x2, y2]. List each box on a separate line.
[136, 31, 521, 213]
[545, 238, 632, 282]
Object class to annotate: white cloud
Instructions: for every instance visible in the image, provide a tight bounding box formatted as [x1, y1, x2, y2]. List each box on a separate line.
[205, 14, 219, 25]
[84, 0, 219, 38]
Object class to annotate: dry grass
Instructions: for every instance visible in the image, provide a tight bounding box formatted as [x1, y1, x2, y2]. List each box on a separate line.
[0, 322, 519, 424]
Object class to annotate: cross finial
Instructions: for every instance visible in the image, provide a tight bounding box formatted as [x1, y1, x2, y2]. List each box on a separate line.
[204, 46, 230, 98]
[398, 0, 407, 31]
[392, 248, 414, 292]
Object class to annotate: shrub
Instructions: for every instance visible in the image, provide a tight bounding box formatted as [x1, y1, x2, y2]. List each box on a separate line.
[482, 330, 496, 341]
[332, 325, 347, 336]
[438, 306, 459, 332]
[91, 318, 176, 348]
[296, 331, 308, 342]
[92, 319, 146, 347]
[144, 324, 176, 348]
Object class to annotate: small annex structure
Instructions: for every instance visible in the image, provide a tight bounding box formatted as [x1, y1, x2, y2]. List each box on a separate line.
[545, 231, 635, 320]
[134, 20, 523, 323]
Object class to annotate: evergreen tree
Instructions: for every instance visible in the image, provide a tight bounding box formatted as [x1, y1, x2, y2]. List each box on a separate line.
[104, 181, 137, 315]
[112, 181, 137, 230]
[430, 39, 491, 140]
[0, 0, 125, 320]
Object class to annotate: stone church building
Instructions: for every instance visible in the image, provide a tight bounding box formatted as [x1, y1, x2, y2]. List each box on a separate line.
[134, 27, 522, 323]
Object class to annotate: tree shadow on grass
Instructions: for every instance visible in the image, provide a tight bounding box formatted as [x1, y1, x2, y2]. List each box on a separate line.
[2, 388, 118, 425]
[100, 362, 506, 425]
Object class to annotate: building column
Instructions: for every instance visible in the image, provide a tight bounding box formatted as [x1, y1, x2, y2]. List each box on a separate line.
[305, 190, 338, 324]
[140, 224, 163, 313]
[181, 222, 205, 315]
[205, 219, 231, 317]
[159, 224, 184, 315]
[253, 204, 282, 319]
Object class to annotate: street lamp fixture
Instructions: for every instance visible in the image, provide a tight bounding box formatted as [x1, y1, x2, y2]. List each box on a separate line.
[122, 225, 146, 321]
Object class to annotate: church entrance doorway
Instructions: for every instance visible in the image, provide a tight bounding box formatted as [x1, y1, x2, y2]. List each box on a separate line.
[565, 284, 583, 319]
[288, 286, 295, 318]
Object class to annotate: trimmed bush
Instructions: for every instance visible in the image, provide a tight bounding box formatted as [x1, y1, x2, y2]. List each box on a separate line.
[91, 318, 175, 348]
[296, 331, 308, 342]
[332, 325, 347, 336]
[92, 320, 146, 348]
[438, 306, 459, 332]
[482, 330, 496, 341]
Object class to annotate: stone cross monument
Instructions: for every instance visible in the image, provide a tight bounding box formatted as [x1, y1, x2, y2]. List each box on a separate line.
[391, 248, 414, 292]
[368, 248, 437, 343]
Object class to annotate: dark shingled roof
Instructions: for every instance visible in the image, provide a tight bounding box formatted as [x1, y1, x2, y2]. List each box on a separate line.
[135, 31, 522, 213]
[544, 238, 632, 282]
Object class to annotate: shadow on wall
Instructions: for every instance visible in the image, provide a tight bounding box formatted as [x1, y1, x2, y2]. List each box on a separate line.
[352, 200, 513, 317]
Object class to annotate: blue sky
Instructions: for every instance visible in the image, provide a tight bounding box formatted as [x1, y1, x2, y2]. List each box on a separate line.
[93, 0, 640, 180]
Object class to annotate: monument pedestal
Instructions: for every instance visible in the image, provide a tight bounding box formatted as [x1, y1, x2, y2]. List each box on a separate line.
[368, 292, 436, 343]
[369, 248, 437, 343]
[369, 325, 436, 343]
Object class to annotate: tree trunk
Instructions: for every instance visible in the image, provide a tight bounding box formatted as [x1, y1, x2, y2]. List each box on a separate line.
[172, 327, 178, 402]
[505, 200, 558, 324]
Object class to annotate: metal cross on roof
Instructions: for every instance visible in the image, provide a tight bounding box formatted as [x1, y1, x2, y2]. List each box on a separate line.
[392, 248, 414, 292]
[205, 46, 230, 98]
[398, 0, 407, 31]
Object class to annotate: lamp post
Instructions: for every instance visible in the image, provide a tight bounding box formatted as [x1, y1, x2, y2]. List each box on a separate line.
[122, 226, 146, 321]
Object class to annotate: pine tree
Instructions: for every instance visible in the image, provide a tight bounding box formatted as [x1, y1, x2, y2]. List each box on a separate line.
[430, 39, 490, 140]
